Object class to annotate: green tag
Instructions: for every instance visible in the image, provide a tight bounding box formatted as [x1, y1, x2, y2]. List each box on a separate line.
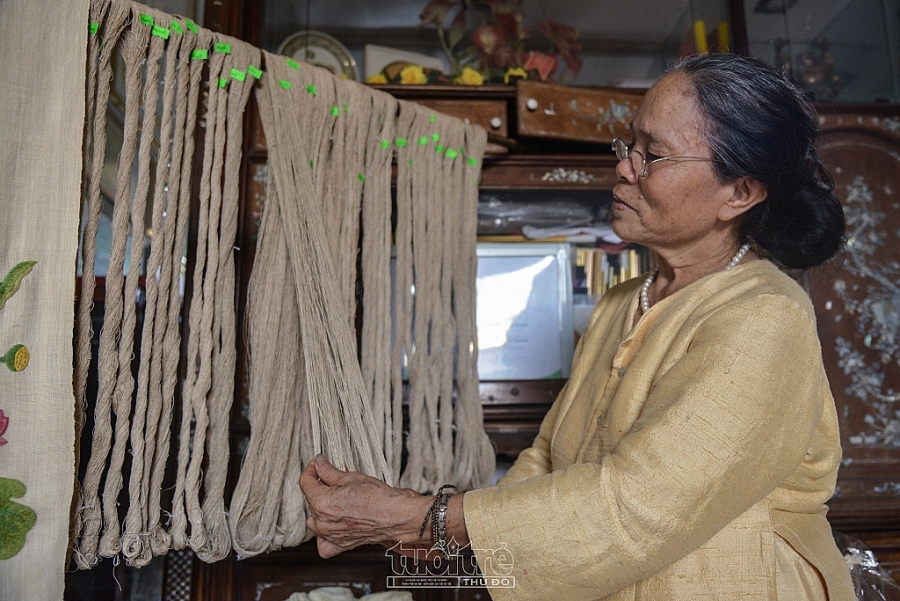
[435, 145, 444, 153]
[279, 79, 292, 89]
[467, 157, 478, 166]
[395, 138, 407, 148]
[191, 48, 208, 60]
[358, 172, 365, 182]
[408, 159, 414, 166]
[170, 20, 183, 35]
[139, 13, 153, 26]
[88, 22, 99, 35]
[248, 65, 263, 79]
[306, 84, 317, 95]
[309, 160, 314, 169]
[380, 140, 390, 149]
[230, 68, 246, 81]
[343, 103, 349, 113]
[186, 19, 199, 34]
[431, 133, 440, 142]
[418, 136, 428, 145]
[214, 42, 231, 54]
[218, 78, 228, 88]
[151, 25, 170, 39]
[331, 106, 339, 116]
[446, 149, 459, 159]
[286, 58, 299, 70]
[429, 113, 436, 123]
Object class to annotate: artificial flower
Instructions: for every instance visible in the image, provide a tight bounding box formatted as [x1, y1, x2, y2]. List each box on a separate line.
[400, 64, 428, 85]
[0, 409, 7, 446]
[504, 67, 528, 84]
[471, 23, 504, 58]
[523, 51, 558, 81]
[419, 0, 458, 26]
[366, 73, 388, 84]
[455, 67, 484, 86]
[536, 20, 582, 73]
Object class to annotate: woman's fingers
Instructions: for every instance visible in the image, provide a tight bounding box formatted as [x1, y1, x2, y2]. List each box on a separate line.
[299, 457, 328, 497]
[310, 454, 347, 486]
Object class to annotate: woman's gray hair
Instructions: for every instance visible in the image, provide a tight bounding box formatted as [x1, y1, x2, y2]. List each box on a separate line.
[671, 53, 845, 270]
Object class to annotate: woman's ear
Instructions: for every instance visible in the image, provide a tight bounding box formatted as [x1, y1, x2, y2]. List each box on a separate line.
[719, 177, 767, 222]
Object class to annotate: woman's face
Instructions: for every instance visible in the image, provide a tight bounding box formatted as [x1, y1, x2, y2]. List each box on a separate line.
[611, 73, 739, 254]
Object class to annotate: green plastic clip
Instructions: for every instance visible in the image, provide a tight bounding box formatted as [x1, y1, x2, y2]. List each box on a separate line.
[218, 78, 228, 88]
[429, 113, 436, 123]
[151, 25, 170, 39]
[331, 106, 339, 116]
[380, 140, 390, 149]
[230, 68, 246, 82]
[88, 22, 99, 35]
[248, 65, 263, 79]
[170, 20, 183, 35]
[139, 13, 154, 26]
[214, 42, 231, 54]
[446, 149, 459, 159]
[306, 84, 317, 95]
[286, 58, 299, 70]
[309, 160, 314, 169]
[191, 48, 208, 60]
[431, 133, 440, 142]
[279, 79, 292, 89]
[467, 157, 478, 166]
[435, 145, 444, 153]
[418, 136, 428, 145]
[358, 172, 365, 182]
[395, 138, 407, 148]
[186, 19, 199, 34]
[343, 103, 349, 113]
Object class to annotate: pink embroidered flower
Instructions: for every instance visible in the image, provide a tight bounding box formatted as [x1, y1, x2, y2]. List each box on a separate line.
[0, 409, 8, 446]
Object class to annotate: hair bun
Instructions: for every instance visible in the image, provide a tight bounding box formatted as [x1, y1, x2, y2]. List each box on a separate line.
[746, 182, 845, 270]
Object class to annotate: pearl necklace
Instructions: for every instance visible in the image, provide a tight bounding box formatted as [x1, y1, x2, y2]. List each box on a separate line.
[640, 243, 751, 315]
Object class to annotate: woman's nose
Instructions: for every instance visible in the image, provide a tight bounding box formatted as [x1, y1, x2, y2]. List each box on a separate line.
[616, 156, 638, 183]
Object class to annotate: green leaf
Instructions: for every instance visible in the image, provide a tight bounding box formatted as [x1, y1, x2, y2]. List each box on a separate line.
[0, 261, 37, 310]
[0, 477, 37, 560]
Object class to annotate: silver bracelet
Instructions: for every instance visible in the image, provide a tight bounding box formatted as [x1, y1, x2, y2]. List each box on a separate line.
[436, 486, 455, 559]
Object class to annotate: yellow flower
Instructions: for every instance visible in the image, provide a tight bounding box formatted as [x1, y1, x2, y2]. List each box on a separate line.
[504, 67, 528, 84]
[399, 65, 427, 85]
[454, 67, 484, 86]
[366, 73, 388, 84]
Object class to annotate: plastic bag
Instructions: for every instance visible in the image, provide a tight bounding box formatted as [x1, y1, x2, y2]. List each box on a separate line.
[478, 195, 597, 234]
[834, 532, 900, 601]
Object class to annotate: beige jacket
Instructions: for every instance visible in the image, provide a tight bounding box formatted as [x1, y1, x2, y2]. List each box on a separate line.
[464, 260, 855, 601]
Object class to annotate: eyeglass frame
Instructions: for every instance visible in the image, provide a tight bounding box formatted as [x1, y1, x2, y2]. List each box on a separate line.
[612, 137, 722, 177]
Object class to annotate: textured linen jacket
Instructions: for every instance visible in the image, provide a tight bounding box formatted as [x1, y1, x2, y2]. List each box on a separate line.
[463, 260, 855, 601]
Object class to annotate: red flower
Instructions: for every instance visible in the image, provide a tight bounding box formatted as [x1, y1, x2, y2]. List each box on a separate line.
[536, 20, 583, 74]
[419, 0, 458, 27]
[0, 410, 8, 447]
[523, 51, 559, 81]
[471, 23, 505, 58]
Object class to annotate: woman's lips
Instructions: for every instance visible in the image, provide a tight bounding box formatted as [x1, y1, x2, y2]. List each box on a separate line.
[611, 194, 633, 211]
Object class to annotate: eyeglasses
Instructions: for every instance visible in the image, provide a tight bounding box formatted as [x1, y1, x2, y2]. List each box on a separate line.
[612, 137, 721, 177]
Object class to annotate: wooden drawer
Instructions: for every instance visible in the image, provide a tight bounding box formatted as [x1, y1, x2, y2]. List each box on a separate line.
[413, 98, 509, 154]
[516, 80, 644, 144]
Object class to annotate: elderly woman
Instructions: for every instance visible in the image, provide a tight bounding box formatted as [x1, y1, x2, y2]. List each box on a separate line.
[300, 54, 855, 601]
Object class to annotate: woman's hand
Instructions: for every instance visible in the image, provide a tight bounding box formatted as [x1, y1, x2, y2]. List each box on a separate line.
[299, 455, 432, 558]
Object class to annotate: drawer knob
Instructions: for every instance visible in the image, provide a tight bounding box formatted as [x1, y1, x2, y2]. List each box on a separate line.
[490, 117, 502, 129]
[526, 98, 539, 111]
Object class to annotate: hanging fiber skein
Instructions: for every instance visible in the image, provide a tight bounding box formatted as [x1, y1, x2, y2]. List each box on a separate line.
[73, 0, 494, 565]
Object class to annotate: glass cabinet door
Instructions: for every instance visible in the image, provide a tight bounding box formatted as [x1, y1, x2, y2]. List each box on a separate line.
[743, 0, 900, 102]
